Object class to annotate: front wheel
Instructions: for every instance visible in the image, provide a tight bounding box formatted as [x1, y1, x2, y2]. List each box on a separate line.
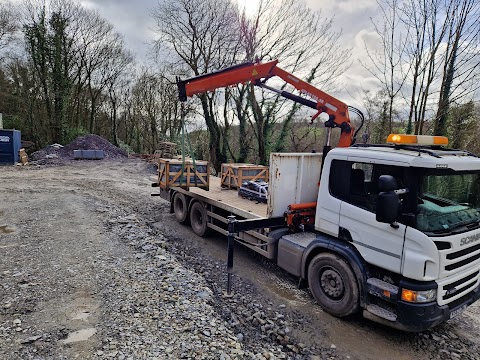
[308, 253, 359, 317]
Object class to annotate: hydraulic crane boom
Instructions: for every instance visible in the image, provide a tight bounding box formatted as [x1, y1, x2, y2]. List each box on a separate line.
[177, 60, 364, 148]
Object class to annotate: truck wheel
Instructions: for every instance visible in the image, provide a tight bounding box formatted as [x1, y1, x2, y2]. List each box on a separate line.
[308, 253, 359, 317]
[190, 201, 209, 237]
[173, 193, 189, 223]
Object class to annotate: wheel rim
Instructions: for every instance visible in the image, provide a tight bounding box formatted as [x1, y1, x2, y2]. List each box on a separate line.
[319, 267, 345, 299]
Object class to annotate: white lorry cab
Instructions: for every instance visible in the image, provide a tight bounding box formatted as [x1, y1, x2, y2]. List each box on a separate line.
[304, 134, 480, 331]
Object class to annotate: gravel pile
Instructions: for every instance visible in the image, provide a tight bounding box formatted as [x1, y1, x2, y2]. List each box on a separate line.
[100, 200, 480, 360]
[30, 135, 127, 163]
[59, 135, 127, 160]
[98, 205, 325, 359]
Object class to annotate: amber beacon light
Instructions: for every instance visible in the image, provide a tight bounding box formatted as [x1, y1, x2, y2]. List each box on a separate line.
[387, 134, 448, 146]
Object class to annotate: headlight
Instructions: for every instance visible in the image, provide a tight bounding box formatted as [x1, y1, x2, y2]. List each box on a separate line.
[401, 288, 437, 303]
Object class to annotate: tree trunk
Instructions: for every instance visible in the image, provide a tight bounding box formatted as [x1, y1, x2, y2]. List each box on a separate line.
[234, 88, 249, 162]
[434, 22, 461, 136]
[199, 94, 224, 172]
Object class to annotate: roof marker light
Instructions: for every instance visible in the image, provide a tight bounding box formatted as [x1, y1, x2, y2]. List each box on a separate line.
[387, 134, 448, 146]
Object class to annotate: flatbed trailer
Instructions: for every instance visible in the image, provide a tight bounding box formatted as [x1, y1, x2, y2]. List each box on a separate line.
[159, 176, 286, 259]
[187, 176, 267, 219]
[156, 153, 321, 260]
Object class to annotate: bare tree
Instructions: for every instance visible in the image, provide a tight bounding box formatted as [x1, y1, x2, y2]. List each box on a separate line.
[12, 0, 134, 147]
[74, 9, 132, 133]
[23, 0, 83, 143]
[0, 1, 18, 58]
[404, 0, 453, 134]
[239, 0, 350, 164]
[361, 89, 402, 144]
[152, 0, 241, 171]
[434, 0, 480, 135]
[361, 0, 410, 134]
[365, 0, 479, 136]
[127, 68, 184, 153]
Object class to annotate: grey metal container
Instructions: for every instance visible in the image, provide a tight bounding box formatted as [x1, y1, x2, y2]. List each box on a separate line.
[73, 149, 105, 160]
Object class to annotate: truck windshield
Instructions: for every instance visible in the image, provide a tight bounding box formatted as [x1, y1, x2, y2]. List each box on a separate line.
[416, 171, 480, 234]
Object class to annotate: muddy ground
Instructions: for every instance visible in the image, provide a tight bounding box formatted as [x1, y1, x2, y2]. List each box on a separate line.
[1, 159, 480, 359]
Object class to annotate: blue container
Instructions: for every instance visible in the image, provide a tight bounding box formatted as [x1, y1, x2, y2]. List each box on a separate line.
[0, 129, 21, 165]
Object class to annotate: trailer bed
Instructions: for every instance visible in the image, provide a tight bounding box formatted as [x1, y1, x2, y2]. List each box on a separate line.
[186, 176, 268, 219]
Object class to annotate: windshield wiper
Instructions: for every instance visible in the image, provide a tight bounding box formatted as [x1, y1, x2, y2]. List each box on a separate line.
[427, 220, 480, 236]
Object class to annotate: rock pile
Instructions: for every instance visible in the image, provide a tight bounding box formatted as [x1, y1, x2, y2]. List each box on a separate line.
[31, 134, 127, 163]
[100, 207, 321, 359]
[59, 134, 127, 160]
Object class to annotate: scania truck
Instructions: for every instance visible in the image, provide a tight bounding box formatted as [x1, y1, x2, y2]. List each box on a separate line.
[153, 60, 480, 331]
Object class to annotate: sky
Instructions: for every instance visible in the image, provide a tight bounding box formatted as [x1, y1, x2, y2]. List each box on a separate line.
[4, 0, 384, 110]
[76, 0, 383, 109]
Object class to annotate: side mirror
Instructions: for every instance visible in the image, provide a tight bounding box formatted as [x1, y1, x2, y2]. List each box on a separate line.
[376, 175, 399, 224]
[376, 192, 399, 223]
[378, 175, 398, 192]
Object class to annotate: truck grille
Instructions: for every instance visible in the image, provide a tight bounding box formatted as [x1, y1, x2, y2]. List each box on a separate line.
[437, 237, 480, 306]
[437, 269, 480, 306]
[445, 252, 480, 271]
[440, 239, 480, 276]
[447, 243, 480, 260]
[442, 271, 478, 300]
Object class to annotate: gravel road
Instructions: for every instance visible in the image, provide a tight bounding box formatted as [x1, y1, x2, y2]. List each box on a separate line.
[1, 159, 480, 359]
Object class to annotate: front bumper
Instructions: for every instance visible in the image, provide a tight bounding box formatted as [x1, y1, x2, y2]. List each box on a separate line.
[396, 284, 480, 332]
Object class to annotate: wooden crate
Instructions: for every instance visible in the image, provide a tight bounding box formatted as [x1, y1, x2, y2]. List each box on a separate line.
[221, 163, 269, 189]
[158, 158, 209, 190]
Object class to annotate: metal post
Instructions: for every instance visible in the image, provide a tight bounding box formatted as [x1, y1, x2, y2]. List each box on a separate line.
[225, 215, 236, 297]
[320, 128, 333, 178]
[325, 127, 332, 146]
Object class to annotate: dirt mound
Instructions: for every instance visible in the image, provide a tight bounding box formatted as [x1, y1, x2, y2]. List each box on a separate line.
[59, 134, 127, 159]
[30, 144, 63, 161]
[31, 134, 127, 163]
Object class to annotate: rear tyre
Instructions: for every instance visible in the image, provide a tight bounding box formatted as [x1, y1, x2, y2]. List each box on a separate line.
[173, 192, 189, 223]
[308, 253, 359, 317]
[190, 201, 209, 237]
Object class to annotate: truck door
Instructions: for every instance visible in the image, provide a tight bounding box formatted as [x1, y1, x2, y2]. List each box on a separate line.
[332, 160, 407, 273]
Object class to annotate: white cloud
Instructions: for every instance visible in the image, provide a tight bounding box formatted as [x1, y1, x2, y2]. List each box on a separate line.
[305, 0, 377, 14]
[354, 29, 382, 52]
[80, 0, 156, 61]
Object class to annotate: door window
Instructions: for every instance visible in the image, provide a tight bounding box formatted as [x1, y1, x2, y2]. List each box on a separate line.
[330, 160, 406, 213]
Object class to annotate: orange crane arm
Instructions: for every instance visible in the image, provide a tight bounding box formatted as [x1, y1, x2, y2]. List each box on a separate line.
[177, 60, 363, 148]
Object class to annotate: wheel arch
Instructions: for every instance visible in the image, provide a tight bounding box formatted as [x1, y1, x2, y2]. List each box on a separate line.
[301, 237, 369, 308]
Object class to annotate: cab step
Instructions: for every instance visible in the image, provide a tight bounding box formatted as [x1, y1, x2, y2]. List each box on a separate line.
[366, 304, 397, 322]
